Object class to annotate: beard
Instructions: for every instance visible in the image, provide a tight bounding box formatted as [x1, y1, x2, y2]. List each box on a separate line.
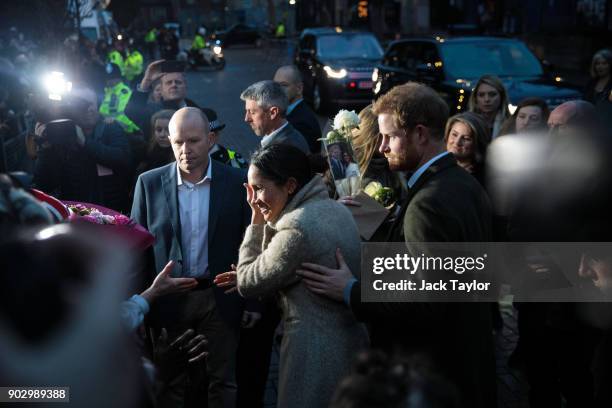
[385, 152, 413, 171]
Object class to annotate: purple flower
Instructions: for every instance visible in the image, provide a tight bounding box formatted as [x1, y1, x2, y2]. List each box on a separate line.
[82, 214, 103, 224]
[113, 214, 134, 226]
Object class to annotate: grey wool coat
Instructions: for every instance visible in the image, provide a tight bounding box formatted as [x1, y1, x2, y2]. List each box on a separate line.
[237, 175, 369, 408]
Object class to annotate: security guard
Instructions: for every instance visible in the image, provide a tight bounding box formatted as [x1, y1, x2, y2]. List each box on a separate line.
[203, 108, 248, 169]
[99, 63, 141, 134]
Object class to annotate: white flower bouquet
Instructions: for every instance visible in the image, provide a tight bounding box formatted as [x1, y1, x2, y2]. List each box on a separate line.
[323, 109, 360, 143]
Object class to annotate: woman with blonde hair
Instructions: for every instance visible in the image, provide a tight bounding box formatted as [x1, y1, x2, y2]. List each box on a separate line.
[584, 48, 612, 105]
[135, 109, 175, 176]
[444, 112, 491, 185]
[337, 105, 403, 199]
[468, 74, 510, 138]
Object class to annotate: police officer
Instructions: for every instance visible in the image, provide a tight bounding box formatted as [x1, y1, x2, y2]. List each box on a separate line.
[191, 27, 215, 66]
[99, 63, 140, 134]
[99, 63, 146, 166]
[123, 39, 144, 83]
[144, 27, 158, 60]
[203, 108, 248, 169]
[107, 38, 125, 76]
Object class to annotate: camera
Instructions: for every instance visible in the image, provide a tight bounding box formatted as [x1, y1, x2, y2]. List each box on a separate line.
[31, 71, 86, 147]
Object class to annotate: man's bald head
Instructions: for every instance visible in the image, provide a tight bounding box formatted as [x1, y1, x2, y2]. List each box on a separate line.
[548, 100, 598, 132]
[169, 107, 209, 137]
[168, 107, 212, 183]
[273, 65, 303, 104]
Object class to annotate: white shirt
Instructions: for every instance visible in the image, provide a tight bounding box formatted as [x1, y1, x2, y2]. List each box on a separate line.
[177, 160, 212, 278]
[261, 120, 289, 147]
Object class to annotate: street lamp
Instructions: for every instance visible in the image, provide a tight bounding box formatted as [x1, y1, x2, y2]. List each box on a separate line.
[289, 0, 296, 5]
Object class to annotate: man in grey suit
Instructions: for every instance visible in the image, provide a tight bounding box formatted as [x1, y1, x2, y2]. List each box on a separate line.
[131, 107, 252, 408]
[241, 80, 310, 153]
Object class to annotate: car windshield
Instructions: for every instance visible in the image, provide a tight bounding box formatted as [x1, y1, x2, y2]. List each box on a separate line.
[439, 41, 543, 78]
[316, 34, 383, 60]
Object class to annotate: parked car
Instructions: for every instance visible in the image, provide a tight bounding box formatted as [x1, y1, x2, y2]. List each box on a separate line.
[373, 36, 581, 114]
[211, 24, 264, 48]
[295, 28, 383, 112]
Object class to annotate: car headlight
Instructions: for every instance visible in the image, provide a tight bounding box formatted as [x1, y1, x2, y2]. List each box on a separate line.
[324, 66, 347, 79]
[213, 46, 222, 55]
[508, 103, 517, 115]
[372, 68, 379, 82]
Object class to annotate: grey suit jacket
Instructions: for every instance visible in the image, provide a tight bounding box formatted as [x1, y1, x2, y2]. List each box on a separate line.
[131, 160, 251, 326]
[261, 122, 310, 154]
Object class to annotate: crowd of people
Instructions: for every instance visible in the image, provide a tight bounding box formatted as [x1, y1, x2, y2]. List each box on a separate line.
[1, 22, 612, 408]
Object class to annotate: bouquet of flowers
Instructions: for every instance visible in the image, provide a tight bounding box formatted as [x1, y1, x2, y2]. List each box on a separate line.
[68, 204, 134, 226]
[363, 181, 395, 208]
[64, 201, 154, 251]
[323, 110, 360, 143]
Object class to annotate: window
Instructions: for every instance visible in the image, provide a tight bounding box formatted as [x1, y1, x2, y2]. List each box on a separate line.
[316, 34, 383, 60]
[439, 41, 543, 78]
[384, 42, 420, 70]
[300, 35, 315, 53]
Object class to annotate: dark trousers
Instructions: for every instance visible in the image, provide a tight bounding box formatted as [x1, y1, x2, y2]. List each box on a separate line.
[518, 303, 599, 408]
[152, 288, 239, 408]
[236, 300, 281, 408]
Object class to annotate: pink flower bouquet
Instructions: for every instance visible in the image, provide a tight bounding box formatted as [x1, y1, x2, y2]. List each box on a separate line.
[64, 201, 154, 251]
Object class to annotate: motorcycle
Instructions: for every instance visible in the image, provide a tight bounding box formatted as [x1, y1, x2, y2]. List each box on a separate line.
[178, 41, 225, 71]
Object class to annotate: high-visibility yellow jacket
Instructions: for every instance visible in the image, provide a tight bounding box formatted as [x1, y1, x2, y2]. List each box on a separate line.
[107, 50, 125, 74]
[275, 23, 286, 38]
[124, 50, 144, 81]
[99, 81, 140, 133]
[145, 29, 157, 43]
[191, 34, 206, 50]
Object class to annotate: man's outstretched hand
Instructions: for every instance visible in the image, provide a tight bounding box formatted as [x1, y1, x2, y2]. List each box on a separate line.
[141, 261, 198, 305]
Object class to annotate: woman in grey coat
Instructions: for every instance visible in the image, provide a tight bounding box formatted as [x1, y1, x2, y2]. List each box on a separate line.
[216, 144, 368, 407]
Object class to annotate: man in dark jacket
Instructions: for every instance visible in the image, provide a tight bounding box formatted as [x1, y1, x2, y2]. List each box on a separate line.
[125, 60, 200, 142]
[240, 80, 310, 154]
[131, 108, 252, 408]
[33, 87, 132, 213]
[273, 65, 322, 153]
[297, 82, 497, 408]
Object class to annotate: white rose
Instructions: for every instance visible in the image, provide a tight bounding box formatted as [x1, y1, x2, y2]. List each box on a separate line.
[333, 110, 360, 132]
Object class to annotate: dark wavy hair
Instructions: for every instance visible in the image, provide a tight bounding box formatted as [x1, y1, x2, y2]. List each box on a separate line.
[499, 97, 550, 136]
[250, 144, 313, 193]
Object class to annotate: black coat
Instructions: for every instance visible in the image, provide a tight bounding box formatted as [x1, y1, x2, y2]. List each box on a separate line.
[260, 122, 310, 154]
[350, 154, 497, 408]
[33, 121, 132, 213]
[286, 100, 322, 154]
[125, 89, 200, 143]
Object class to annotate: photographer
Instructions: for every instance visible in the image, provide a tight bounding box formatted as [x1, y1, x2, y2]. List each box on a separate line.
[32, 86, 133, 213]
[125, 59, 200, 142]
